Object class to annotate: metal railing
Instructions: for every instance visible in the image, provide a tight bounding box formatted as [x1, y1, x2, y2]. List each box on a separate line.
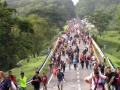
[91, 38, 115, 70]
[26, 38, 59, 85]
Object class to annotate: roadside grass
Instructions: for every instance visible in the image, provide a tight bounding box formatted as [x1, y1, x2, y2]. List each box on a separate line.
[106, 53, 120, 67]
[97, 31, 120, 67]
[8, 55, 46, 82]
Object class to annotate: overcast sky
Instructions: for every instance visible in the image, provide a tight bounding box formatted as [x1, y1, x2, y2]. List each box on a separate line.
[72, 0, 79, 5]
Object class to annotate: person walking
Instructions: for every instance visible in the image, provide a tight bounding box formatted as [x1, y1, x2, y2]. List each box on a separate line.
[31, 71, 41, 90]
[0, 71, 12, 90]
[8, 70, 17, 90]
[57, 69, 64, 90]
[84, 69, 107, 90]
[73, 51, 78, 70]
[8, 71, 17, 86]
[61, 61, 66, 73]
[19, 72, 27, 90]
[41, 73, 48, 90]
[80, 53, 84, 69]
[53, 65, 58, 78]
[105, 67, 117, 90]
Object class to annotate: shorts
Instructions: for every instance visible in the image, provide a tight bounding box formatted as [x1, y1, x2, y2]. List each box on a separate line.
[58, 81, 63, 86]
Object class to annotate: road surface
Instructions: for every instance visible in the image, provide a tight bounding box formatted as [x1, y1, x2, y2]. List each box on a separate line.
[47, 38, 92, 90]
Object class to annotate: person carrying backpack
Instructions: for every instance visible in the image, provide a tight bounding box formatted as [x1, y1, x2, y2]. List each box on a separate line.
[31, 71, 41, 90]
[57, 69, 64, 90]
[84, 69, 107, 90]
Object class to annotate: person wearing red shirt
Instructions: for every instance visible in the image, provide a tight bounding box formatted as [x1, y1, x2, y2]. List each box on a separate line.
[8, 71, 17, 87]
[53, 65, 58, 78]
[41, 73, 48, 90]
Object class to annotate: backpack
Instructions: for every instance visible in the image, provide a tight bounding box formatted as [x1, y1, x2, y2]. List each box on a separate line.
[91, 75, 105, 90]
[11, 81, 17, 90]
[57, 72, 64, 81]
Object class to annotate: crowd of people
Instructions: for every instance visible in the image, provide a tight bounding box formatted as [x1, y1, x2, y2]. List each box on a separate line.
[0, 70, 48, 90]
[0, 20, 120, 90]
[49, 20, 96, 90]
[84, 62, 120, 90]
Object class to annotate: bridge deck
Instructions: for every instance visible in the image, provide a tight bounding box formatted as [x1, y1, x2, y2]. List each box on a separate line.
[47, 37, 92, 90]
[47, 65, 92, 90]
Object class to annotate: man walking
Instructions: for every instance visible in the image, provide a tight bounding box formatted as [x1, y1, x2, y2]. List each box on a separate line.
[31, 71, 41, 90]
[57, 69, 64, 90]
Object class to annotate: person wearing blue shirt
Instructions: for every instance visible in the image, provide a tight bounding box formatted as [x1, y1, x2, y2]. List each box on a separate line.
[57, 69, 64, 90]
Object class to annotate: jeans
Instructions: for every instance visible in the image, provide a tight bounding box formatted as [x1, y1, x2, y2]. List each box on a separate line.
[117, 85, 120, 90]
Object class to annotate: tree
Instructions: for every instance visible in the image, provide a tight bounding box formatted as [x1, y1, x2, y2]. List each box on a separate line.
[88, 11, 112, 36]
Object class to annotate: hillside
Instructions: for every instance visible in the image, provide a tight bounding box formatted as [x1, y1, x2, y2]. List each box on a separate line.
[0, 0, 75, 71]
[6, 0, 76, 27]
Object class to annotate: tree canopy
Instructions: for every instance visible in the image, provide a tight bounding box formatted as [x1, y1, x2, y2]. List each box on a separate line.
[1, 0, 71, 70]
[76, 0, 120, 32]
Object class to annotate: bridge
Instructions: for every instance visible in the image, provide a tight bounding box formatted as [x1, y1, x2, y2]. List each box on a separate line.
[27, 19, 115, 90]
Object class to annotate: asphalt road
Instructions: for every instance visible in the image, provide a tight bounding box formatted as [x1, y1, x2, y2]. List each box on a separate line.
[47, 64, 92, 90]
[47, 38, 92, 90]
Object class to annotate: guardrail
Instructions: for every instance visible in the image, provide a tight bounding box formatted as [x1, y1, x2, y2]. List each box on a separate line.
[26, 37, 59, 85]
[91, 38, 115, 70]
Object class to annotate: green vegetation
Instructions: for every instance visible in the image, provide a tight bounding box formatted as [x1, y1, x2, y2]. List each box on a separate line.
[76, 0, 120, 18]
[10, 55, 46, 81]
[6, 55, 47, 90]
[0, 0, 75, 71]
[7, 0, 76, 28]
[88, 11, 112, 36]
[97, 31, 120, 67]
[76, 0, 120, 67]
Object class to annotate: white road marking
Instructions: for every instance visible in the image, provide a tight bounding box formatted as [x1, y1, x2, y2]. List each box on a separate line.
[77, 70, 81, 90]
[77, 75, 80, 79]
[77, 72, 79, 75]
